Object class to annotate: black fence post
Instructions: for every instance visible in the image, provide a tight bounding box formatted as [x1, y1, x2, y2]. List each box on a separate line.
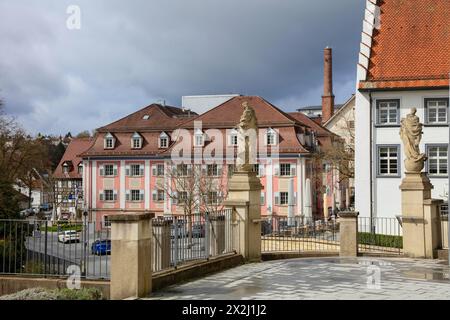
[44, 220, 48, 276]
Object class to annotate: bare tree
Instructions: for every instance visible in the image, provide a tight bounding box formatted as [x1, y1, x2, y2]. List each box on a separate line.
[157, 162, 229, 246]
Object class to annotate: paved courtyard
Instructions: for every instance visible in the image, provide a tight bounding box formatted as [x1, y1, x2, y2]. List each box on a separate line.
[146, 257, 450, 300]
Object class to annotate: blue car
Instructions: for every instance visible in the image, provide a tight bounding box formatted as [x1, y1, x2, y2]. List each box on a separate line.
[91, 239, 111, 256]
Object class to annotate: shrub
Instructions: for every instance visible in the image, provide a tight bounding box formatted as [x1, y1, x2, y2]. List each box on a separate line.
[358, 232, 403, 249]
[0, 287, 104, 300]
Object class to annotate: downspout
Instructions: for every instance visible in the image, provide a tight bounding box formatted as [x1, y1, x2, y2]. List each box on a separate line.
[369, 90, 374, 230]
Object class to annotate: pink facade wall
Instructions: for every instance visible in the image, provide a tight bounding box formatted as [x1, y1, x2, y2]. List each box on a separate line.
[84, 158, 333, 227]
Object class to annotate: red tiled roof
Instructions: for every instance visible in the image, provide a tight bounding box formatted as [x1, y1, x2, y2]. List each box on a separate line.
[180, 96, 300, 128]
[98, 104, 197, 132]
[360, 0, 450, 90]
[53, 138, 93, 179]
[287, 112, 334, 137]
[81, 96, 335, 157]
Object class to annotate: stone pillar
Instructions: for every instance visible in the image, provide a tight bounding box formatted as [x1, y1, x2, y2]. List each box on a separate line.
[110, 212, 154, 300]
[423, 199, 443, 258]
[209, 215, 225, 256]
[224, 171, 263, 262]
[399, 172, 437, 258]
[339, 211, 359, 257]
[152, 219, 171, 271]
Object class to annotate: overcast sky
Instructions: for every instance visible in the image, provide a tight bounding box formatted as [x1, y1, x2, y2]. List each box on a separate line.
[0, 0, 365, 136]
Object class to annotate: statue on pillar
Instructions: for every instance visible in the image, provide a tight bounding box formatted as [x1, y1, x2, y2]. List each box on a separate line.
[399, 108, 427, 173]
[236, 101, 258, 172]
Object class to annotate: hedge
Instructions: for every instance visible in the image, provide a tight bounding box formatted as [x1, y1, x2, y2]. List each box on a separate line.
[358, 232, 403, 249]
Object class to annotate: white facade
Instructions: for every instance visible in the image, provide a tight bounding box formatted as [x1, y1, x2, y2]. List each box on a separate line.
[182, 94, 240, 115]
[355, 89, 449, 219]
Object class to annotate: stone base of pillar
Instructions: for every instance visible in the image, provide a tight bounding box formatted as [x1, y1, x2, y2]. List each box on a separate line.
[400, 173, 442, 259]
[338, 211, 359, 257]
[225, 171, 263, 262]
[109, 212, 154, 300]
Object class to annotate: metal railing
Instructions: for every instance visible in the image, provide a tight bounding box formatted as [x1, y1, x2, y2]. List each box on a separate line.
[357, 217, 402, 255]
[1, 210, 236, 278]
[0, 219, 110, 279]
[151, 209, 235, 272]
[261, 216, 340, 253]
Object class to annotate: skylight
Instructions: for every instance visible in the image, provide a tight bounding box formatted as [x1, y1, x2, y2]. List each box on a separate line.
[142, 115, 150, 120]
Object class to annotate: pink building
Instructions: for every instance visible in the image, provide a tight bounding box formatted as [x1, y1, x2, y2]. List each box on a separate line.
[80, 96, 340, 227]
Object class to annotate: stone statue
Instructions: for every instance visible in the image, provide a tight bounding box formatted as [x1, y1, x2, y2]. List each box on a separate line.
[236, 102, 258, 172]
[399, 108, 427, 172]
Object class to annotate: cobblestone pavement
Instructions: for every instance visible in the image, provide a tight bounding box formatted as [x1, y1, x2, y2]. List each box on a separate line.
[146, 257, 450, 300]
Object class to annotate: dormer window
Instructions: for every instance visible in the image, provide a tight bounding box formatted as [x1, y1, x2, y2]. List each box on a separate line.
[229, 129, 238, 146]
[266, 128, 278, 146]
[62, 163, 69, 174]
[104, 133, 115, 149]
[159, 132, 169, 149]
[194, 129, 204, 147]
[142, 115, 150, 120]
[78, 163, 83, 175]
[131, 132, 143, 149]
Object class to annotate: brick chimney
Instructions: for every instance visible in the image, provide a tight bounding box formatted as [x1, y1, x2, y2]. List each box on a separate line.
[322, 47, 335, 124]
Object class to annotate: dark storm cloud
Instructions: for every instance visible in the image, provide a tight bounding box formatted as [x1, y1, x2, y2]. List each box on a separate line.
[0, 0, 365, 135]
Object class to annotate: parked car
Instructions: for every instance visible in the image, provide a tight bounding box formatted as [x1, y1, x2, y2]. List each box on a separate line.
[58, 230, 80, 244]
[91, 239, 111, 255]
[19, 208, 35, 218]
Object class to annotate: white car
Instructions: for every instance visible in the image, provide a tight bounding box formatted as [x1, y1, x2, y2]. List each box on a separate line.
[58, 230, 81, 244]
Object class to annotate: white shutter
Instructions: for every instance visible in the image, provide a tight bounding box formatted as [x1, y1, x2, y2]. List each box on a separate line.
[274, 164, 280, 176]
[291, 164, 297, 176]
[139, 165, 144, 176]
[259, 164, 265, 177]
[187, 165, 193, 176]
[172, 192, 178, 205]
[99, 166, 105, 176]
[274, 192, 280, 205]
[152, 190, 157, 201]
[113, 165, 118, 176]
[294, 192, 297, 205]
[140, 190, 144, 201]
[113, 190, 118, 201]
[261, 192, 265, 205]
[125, 190, 130, 201]
[152, 165, 157, 176]
[125, 165, 130, 176]
[99, 190, 104, 201]
[218, 165, 223, 176]
[202, 165, 207, 175]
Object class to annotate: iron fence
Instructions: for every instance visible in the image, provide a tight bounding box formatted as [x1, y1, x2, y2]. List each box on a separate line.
[151, 209, 235, 272]
[0, 218, 110, 279]
[261, 216, 340, 253]
[357, 217, 402, 255]
[1, 210, 236, 278]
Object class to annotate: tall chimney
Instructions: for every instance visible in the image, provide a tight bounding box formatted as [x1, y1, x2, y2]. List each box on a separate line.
[322, 47, 335, 124]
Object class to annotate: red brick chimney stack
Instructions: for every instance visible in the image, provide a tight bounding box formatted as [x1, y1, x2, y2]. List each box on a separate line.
[322, 47, 335, 124]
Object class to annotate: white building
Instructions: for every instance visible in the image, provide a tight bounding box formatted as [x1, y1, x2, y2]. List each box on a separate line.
[355, 0, 450, 219]
[182, 94, 240, 115]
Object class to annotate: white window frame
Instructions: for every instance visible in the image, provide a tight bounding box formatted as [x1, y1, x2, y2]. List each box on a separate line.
[104, 133, 115, 149]
[159, 132, 169, 149]
[377, 145, 400, 177]
[426, 144, 448, 177]
[104, 190, 115, 202]
[266, 128, 277, 146]
[376, 100, 399, 125]
[425, 98, 449, 125]
[280, 163, 291, 176]
[280, 192, 289, 205]
[194, 129, 204, 147]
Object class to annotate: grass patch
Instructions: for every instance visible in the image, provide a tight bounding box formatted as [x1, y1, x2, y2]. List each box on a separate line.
[358, 232, 403, 249]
